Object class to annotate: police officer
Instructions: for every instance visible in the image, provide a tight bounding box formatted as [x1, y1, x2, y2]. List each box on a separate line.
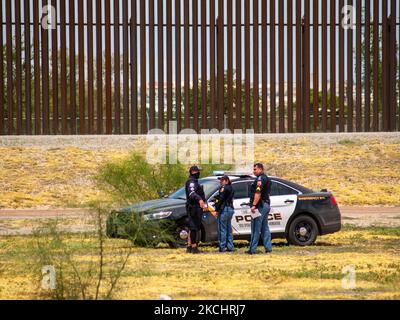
[214, 176, 235, 253]
[247, 163, 273, 254]
[185, 165, 208, 254]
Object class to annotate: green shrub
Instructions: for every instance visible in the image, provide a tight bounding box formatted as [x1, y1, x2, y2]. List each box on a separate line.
[107, 212, 175, 247]
[30, 208, 132, 300]
[95, 152, 232, 205]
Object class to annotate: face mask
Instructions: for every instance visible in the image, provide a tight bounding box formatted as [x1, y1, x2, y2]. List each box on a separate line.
[191, 172, 200, 179]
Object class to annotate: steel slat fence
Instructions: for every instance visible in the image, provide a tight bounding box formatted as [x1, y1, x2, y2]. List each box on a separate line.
[0, 0, 399, 135]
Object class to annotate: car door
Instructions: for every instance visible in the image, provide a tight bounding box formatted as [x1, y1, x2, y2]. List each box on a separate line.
[231, 181, 252, 236]
[231, 179, 299, 235]
[269, 180, 299, 233]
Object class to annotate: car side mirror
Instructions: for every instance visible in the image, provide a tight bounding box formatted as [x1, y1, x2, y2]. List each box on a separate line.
[158, 190, 165, 198]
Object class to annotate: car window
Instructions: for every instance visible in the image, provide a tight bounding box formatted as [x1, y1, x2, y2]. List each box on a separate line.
[270, 181, 298, 196]
[232, 182, 249, 199]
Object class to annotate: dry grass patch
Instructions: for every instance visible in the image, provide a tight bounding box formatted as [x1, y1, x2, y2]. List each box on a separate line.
[0, 225, 399, 300]
[0, 135, 399, 208]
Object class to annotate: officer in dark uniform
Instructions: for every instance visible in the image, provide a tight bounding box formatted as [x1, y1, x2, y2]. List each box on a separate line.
[213, 176, 235, 253]
[247, 163, 273, 254]
[185, 166, 208, 254]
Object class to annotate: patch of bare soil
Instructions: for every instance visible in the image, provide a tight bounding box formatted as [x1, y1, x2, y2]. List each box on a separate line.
[340, 206, 400, 227]
[0, 209, 93, 235]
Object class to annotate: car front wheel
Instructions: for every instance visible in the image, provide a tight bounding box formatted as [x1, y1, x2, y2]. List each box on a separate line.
[168, 224, 205, 248]
[287, 215, 318, 246]
[168, 226, 190, 248]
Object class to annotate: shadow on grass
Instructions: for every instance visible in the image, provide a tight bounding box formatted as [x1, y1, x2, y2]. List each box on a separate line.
[313, 242, 342, 247]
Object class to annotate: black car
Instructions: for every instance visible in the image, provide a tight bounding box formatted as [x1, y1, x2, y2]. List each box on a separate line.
[106, 173, 341, 246]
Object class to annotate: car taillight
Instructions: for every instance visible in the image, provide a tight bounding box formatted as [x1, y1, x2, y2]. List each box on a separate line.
[329, 195, 338, 206]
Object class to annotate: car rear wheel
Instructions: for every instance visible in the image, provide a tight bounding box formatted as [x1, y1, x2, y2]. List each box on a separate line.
[287, 215, 318, 246]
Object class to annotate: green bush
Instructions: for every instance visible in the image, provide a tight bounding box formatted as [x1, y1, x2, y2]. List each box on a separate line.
[30, 208, 132, 300]
[106, 212, 175, 247]
[96, 152, 232, 247]
[95, 152, 232, 205]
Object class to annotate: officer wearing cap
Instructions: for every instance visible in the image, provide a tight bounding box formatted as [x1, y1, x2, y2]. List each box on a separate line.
[247, 163, 273, 254]
[185, 165, 208, 254]
[213, 175, 235, 253]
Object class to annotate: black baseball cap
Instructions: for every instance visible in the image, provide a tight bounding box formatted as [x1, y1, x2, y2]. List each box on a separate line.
[220, 175, 232, 183]
[189, 165, 201, 173]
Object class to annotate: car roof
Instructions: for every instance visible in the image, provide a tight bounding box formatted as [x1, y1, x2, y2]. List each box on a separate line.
[202, 175, 314, 194]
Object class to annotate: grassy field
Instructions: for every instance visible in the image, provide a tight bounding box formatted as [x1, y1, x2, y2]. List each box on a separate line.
[0, 135, 399, 208]
[0, 224, 399, 300]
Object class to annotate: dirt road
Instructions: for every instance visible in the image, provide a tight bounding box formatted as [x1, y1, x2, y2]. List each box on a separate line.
[0, 208, 94, 235]
[0, 206, 399, 236]
[339, 206, 400, 227]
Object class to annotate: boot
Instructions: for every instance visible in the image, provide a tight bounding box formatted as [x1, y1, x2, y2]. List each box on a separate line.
[191, 246, 201, 254]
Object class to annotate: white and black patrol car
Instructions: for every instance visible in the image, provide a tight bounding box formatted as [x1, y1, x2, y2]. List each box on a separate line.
[106, 172, 341, 246]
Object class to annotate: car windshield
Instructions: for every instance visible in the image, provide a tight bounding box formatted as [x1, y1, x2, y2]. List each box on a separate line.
[169, 179, 220, 200]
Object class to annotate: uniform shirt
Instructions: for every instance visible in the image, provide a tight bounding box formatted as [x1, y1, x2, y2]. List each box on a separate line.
[215, 184, 234, 212]
[249, 174, 271, 207]
[185, 175, 206, 206]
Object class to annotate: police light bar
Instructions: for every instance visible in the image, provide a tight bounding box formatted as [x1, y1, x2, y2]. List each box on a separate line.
[224, 171, 253, 177]
[212, 171, 225, 176]
[213, 170, 253, 177]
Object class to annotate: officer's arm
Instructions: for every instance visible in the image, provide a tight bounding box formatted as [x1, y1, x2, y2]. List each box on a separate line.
[188, 182, 206, 208]
[252, 193, 261, 207]
[218, 187, 227, 203]
[188, 185, 202, 202]
[252, 180, 262, 208]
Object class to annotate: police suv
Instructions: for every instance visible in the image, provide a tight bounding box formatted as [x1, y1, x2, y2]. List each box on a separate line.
[106, 172, 342, 246]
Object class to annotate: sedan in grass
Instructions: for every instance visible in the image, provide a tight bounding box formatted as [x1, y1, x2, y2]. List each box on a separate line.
[106, 173, 341, 246]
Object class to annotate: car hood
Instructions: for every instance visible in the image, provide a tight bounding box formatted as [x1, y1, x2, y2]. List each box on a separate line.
[119, 198, 186, 214]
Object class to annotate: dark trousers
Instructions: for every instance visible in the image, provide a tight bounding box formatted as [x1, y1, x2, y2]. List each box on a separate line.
[186, 204, 203, 245]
